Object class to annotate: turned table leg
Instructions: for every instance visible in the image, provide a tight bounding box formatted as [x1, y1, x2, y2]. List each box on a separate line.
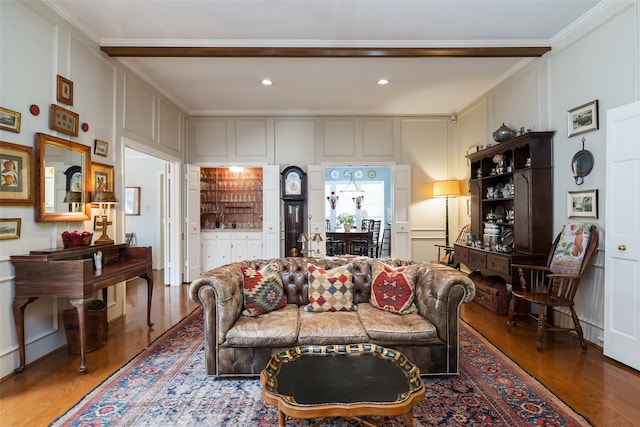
[12, 297, 38, 373]
[69, 298, 89, 374]
[141, 273, 154, 327]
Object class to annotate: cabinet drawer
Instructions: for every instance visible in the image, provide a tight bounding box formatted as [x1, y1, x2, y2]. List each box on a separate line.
[486, 254, 510, 275]
[454, 245, 469, 263]
[468, 250, 486, 268]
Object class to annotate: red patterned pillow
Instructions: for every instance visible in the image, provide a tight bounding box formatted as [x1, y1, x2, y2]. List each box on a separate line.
[306, 263, 354, 312]
[370, 261, 419, 314]
[241, 261, 287, 316]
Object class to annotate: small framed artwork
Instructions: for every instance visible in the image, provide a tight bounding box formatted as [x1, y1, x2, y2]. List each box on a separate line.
[92, 162, 114, 207]
[0, 141, 33, 205]
[124, 187, 141, 215]
[94, 140, 109, 157]
[567, 189, 598, 219]
[0, 107, 21, 133]
[567, 100, 599, 137]
[50, 104, 79, 137]
[0, 218, 21, 239]
[56, 75, 74, 106]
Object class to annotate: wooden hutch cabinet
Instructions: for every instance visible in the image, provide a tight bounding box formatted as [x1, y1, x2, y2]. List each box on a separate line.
[454, 131, 555, 284]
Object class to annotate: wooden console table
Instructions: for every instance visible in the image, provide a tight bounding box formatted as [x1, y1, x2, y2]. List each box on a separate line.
[10, 243, 153, 374]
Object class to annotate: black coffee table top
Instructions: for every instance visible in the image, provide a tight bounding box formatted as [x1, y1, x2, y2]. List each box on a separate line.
[262, 343, 424, 407]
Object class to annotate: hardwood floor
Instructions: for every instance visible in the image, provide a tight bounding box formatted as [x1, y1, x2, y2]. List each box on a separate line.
[460, 302, 640, 427]
[1, 274, 639, 427]
[0, 271, 199, 427]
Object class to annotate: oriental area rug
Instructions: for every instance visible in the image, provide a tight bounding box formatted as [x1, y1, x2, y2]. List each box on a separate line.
[50, 308, 592, 427]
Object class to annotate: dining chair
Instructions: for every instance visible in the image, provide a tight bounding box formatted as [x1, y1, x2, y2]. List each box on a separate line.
[507, 223, 599, 351]
[352, 219, 381, 257]
[325, 219, 344, 255]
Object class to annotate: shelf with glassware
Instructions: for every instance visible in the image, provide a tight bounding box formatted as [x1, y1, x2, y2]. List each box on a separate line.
[200, 167, 263, 230]
[456, 131, 554, 283]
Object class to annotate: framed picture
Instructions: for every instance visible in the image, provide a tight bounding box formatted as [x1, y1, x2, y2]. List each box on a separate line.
[567, 189, 598, 219]
[92, 162, 114, 207]
[567, 100, 599, 137]
[0, 218, 21, 239]
[93, 162, 114, 192]
[124, 187, 140, 215]
[94, 140, 109, 157]
[0, 107, 21, 133]
[56, 75, 74, 106]
[50, 104, 79, 137]
[0, 141, 33, 205]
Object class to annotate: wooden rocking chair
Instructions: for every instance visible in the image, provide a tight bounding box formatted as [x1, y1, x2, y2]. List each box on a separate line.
[507, 223, 599, 351]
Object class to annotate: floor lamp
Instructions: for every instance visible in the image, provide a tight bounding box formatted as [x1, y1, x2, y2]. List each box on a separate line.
[433, 180, 461, 246]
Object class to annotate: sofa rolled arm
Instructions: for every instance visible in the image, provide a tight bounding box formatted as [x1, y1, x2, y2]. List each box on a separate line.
[189, 264, 244, 346]
[414, 265, 475, 342]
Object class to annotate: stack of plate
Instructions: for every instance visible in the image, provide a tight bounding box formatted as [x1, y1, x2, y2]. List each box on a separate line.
[501, 228, 514, 247]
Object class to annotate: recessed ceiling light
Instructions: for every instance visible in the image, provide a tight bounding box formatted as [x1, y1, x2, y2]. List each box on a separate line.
[377, 79, 390, 85]
[261, 79, 273, 86]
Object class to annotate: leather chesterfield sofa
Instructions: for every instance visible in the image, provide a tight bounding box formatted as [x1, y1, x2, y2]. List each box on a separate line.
[189, 257, 475, 377]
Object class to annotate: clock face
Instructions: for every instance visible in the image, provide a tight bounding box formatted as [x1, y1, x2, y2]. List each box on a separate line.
[70, 171, 82, 192]
[285, 171, 302, 195]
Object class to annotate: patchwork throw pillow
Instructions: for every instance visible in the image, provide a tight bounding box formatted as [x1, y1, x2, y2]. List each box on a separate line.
[550, 223, 592, 275]
[370, 261, 419, 314]
[306, 263, 354, 312]
[241, 261, 287, 316]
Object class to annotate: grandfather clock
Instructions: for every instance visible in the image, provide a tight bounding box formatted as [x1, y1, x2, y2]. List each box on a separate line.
[281, 166, 306, 257]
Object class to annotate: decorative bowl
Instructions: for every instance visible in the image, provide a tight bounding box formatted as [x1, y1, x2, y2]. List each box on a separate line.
[492, 123, 517, 142]
[62, 231, 93, 248]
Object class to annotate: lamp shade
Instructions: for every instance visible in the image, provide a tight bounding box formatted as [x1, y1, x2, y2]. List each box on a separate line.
[433, 180, 460, 198]
[297, 233, 309, 243]
[63, 191, 82, 203]
[312, 233, 324, 243]
[92, 191, 119, 204]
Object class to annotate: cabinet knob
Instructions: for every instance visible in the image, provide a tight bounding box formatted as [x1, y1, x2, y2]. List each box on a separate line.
[618, 244, 627, 251]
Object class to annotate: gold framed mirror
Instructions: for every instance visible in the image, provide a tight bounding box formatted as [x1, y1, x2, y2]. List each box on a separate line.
[35, 133, 91, 222]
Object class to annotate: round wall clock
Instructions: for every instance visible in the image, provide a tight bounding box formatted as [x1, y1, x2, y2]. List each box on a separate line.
[281, 166, 306, 200]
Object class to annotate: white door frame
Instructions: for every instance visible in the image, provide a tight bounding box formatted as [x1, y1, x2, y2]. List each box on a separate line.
[121, 137, 183, 287]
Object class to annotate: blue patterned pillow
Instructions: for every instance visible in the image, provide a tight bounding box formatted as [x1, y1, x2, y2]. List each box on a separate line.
[241, 262, 287, 316]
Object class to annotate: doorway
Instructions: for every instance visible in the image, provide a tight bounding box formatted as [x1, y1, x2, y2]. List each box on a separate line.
[122, 139, 182, 286]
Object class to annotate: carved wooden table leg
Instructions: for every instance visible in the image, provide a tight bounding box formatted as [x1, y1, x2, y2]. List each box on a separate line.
[69, 298, 89, 374]
[142, 273, 154, 327]
[12, 297, 38, 373]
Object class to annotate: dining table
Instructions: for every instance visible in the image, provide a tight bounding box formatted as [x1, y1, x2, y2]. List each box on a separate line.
[326, 230, 372, 255]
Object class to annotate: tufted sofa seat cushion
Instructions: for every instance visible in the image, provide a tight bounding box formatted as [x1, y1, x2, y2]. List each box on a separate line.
[225, 304, 299, 346]
[297, 308, 368, 345]
[357, 303, 438, 343]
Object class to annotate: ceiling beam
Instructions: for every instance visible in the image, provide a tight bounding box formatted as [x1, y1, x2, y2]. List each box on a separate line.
[100, 46, 551, 58]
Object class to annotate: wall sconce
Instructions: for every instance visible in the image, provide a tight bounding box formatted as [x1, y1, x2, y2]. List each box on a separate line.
[92, 190, 119, 245]
[433, 180, 461, 246]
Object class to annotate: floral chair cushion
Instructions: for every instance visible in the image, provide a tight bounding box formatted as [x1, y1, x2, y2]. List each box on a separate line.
[549, 223, 593, 275]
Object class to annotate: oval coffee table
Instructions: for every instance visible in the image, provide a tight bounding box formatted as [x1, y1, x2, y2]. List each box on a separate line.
[260, 343, 425, 426]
